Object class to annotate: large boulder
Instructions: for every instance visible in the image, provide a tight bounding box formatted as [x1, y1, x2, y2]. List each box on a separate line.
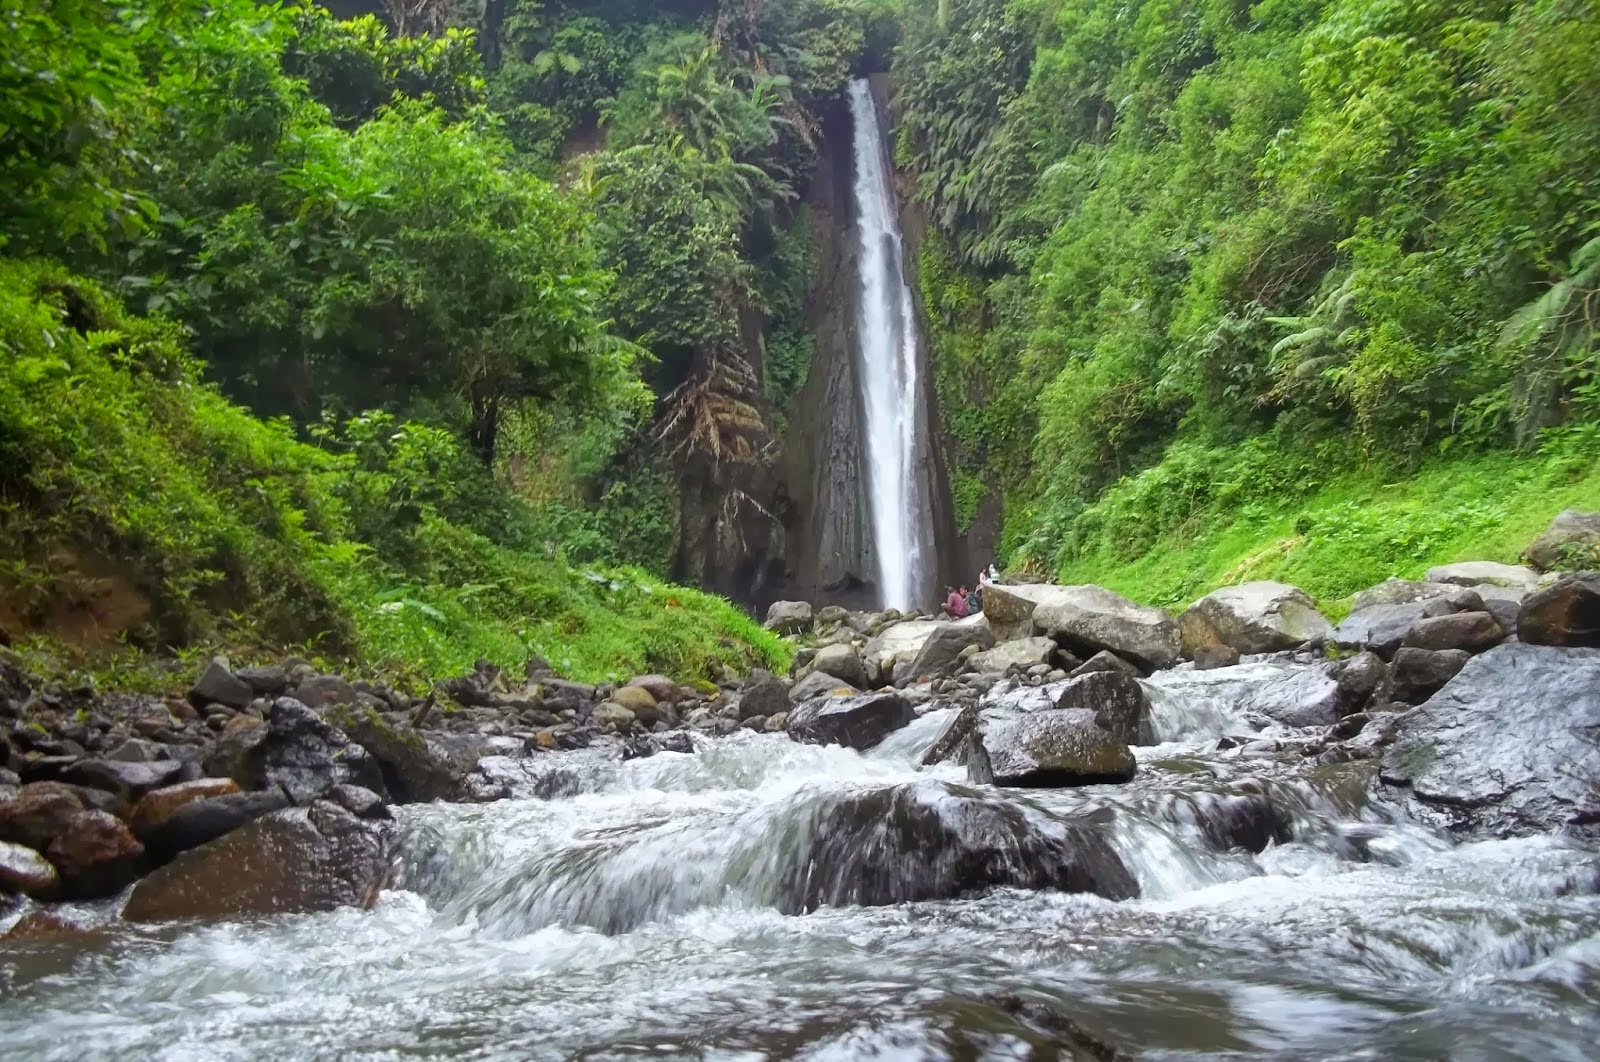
[967, 709, 1137, 788]
[764, 601, 814, 636]
[1177, 581, 1331, 656]
[123, 801, 395, 922]
[1518, 573, 1600, 648]
[204, 697, 386, 802]
[1329, 592, 1483, 658]
[979, 583, 1070, 640]
[786, 668, 851, 704]
[921, 704, 982, 766]
[968, 637, 1060, 676]
[786, 691, 913, 750]
[1376, 643, 1600, 837]
[1425, 560, 1541, 591]
[776, 781, 1137, 912]
[809, 642, 867, 688]
[1527, 510, 1600, 571]
[1144, 660, 1354, 730]
[46, 810, 145, 899]
[1030, 586, 1180, 671]
[864, 617, 993, 686]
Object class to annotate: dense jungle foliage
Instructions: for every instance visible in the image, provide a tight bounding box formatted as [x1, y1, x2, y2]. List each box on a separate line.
[2, 0, 1596, 683]
[897, 0, 1599, 602]
[2, 0, 904, 679]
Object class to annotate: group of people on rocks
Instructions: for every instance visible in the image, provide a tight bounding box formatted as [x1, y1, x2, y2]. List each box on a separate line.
[942, 565, 1000, 619]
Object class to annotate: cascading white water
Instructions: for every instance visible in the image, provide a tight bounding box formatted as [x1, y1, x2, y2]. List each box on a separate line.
[848, 78, 931, 610]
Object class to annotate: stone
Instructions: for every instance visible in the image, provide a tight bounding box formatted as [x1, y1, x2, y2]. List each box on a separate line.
[1326, 651, 1387, 712]
[207, 697, 385, 803]
[1331, 600, 1451, 658]
[324, 705, 481, 804]
[1029, 585, 1180, 670]
[1518, 573, 1600, 648]
[188, 657, 254, 711]
[0, 839, 58, 897]
[967, 709, 1137, 788]
[1070, 650, 1141, 678]
[592, 701, 638, 732]
[809, 643, 868, 688]
[1376, 643, 1600, 838]
[1527, 510, 1600, 571]
[609, 685, 658, 715]
[786, 691, 913, 750]
[1177, 581, 1332, 656]
[235, 665, 289, 696]
[863, 616, 993, 687]
[288, 674, 358, 709]
[1144, 660, 1352, 729]
[1425, 561, 1541, 591]
[621, 731, 695, 761]
[764, 600, 814, 636]
[789, 668, 860, 702]
[1049, 670, 1153, 746]
[1192, 643, 1241, 670]
[1350, 578, 1457, 612]
[128, 778, 242, 838]
[978, 583, 1068, 639]
[921, 704, 982, 766]
[0, 780, 90, 851]
[627, 675, 681, 704]
[46, 810, 145, 899]
[738, 676, 791, 721]
[326, 783, 389, 819]
[123, 801, 394, 922]
[764, 713, 788, 732]
[62, 758, 184, 802]
[105, 738, 171, 763]
[1401, 611, 1506, 653]
[1389, 647, 1470, 705]
[775, 781, 1137, 913]
[139, 790, 292, 860]
[968, 637, 1060, 675]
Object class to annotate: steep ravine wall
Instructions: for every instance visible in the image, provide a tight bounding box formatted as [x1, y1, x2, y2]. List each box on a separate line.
[770, 80, 962, 612]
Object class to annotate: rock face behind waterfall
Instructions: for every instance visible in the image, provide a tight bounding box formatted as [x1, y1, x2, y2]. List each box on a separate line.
[779, 781, 1137, 912]
[1375, 643, 1600, 838]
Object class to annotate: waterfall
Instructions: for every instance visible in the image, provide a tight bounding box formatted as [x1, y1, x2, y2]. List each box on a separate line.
[849, 78, 932, 611]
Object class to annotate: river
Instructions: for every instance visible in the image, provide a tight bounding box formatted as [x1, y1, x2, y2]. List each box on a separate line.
[1, 677, 1597, 1060]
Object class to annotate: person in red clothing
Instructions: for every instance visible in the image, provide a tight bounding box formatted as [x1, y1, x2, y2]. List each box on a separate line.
[944, 586, 970, 618]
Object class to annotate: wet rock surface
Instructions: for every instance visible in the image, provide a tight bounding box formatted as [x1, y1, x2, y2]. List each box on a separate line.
[123, 801, 394, 922]
[1178, 581, 1331, 656]
[786, 691, 913, 750]
[967, 710, 1137, 788]
[1376, 643, 1600, 837]
[779, 781, 1138, 911]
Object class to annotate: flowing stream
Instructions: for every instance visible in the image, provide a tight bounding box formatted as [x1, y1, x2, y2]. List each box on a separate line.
[849, 78, 932, 611]
[2, 671, 1598, 1060]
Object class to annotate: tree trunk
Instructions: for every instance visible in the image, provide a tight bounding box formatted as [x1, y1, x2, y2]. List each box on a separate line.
[468, 390, 499, 466]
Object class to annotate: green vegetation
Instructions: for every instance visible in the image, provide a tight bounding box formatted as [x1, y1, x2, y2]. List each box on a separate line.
[897, 0, 1600, 597]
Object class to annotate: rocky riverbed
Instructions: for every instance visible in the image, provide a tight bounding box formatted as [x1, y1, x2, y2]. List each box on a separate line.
[2, 539, 1598, 1058]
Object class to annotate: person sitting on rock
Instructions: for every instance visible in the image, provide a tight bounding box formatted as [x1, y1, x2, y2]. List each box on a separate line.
[944, 586, 969, 619]
[966, 586, 982, 615]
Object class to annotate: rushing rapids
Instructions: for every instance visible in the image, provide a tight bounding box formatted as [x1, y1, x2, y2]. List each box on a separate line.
[2, 661, 1597, 1061]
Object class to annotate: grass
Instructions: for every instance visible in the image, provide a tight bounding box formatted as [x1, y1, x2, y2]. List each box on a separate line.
[1051, 443, 1600, 615]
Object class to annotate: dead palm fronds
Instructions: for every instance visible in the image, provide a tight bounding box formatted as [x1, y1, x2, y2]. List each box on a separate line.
[655, 347, 766, 464]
